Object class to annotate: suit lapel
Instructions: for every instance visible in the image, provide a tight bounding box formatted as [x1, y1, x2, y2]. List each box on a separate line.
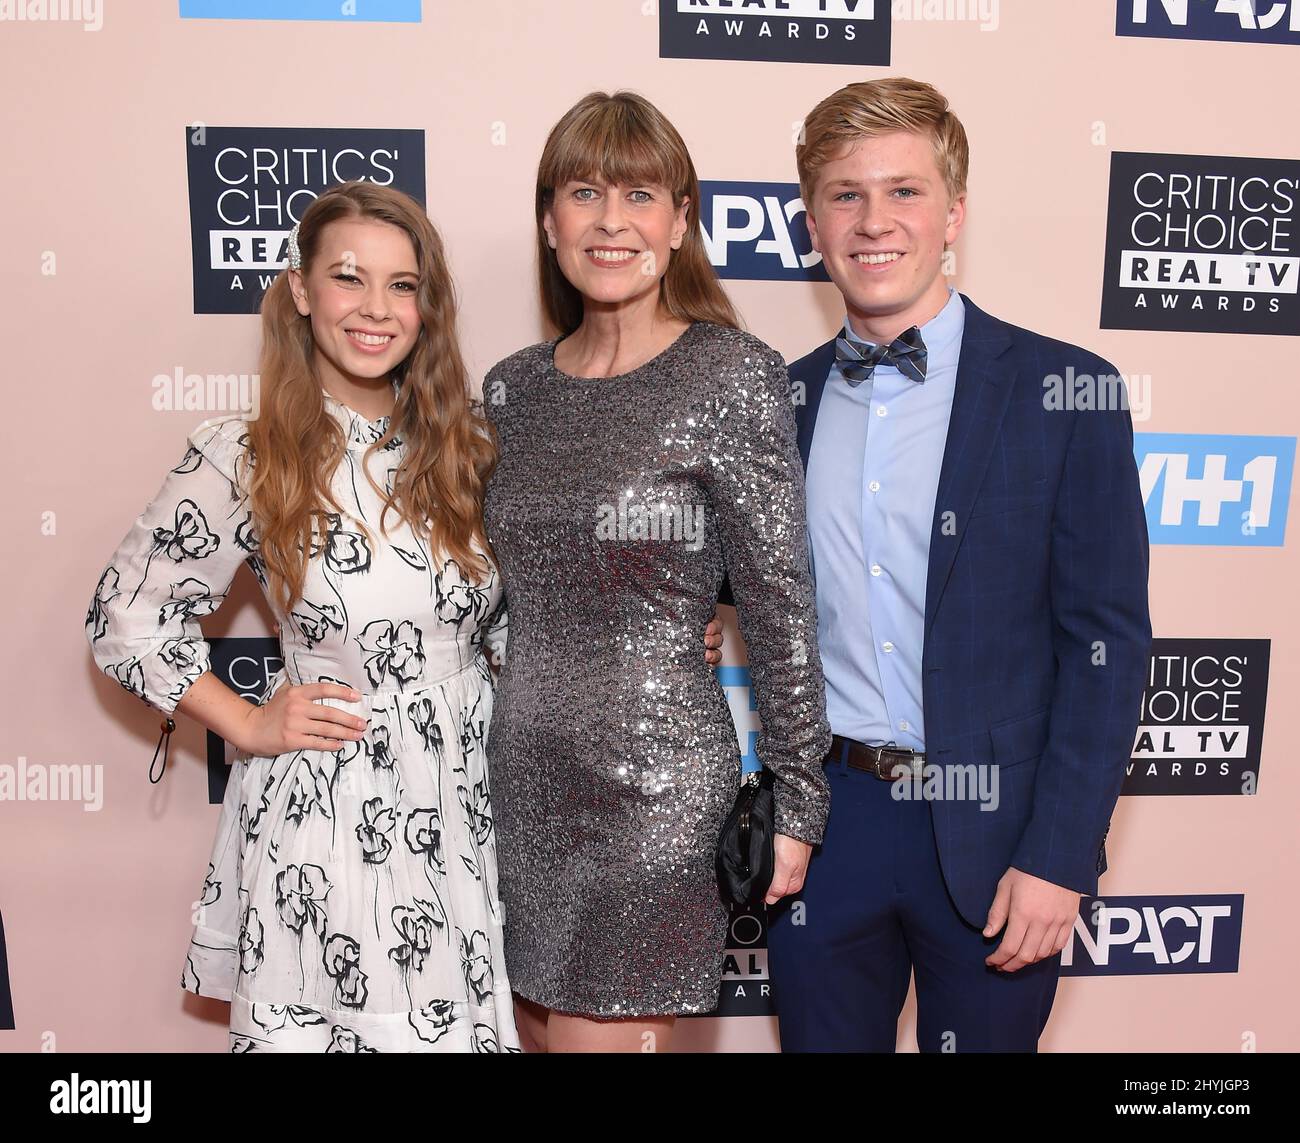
[792, 339, 836, 470]
[924, 298, 1017, 640]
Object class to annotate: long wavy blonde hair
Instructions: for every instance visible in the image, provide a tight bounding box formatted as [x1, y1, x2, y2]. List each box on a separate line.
[249, 181, 496, 613]
[535, 91, 740, 336]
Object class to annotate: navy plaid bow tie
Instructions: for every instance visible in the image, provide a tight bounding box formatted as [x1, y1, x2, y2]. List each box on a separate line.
[834, 325, 928, 386]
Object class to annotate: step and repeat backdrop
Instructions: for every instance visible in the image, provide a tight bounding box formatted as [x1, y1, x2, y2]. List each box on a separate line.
[1, 0, 1296, 1052]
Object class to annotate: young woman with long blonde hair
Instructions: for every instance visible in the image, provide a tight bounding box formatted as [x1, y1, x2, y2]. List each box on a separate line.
[86, 182, 518, 1052]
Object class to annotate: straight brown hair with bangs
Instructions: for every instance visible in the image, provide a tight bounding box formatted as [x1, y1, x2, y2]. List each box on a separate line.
[535, 91, 739, 336]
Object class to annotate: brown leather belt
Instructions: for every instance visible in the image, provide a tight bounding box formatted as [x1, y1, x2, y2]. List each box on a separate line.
[829, 734, 926, 782]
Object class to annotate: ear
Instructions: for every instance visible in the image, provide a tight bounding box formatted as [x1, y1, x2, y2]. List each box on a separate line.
[944, 191, 967, 247]
[542, 206, 558, 250]
[805, 203, 822, 256]
[669, 195, 690, 250]
[288, 268, 310, 317]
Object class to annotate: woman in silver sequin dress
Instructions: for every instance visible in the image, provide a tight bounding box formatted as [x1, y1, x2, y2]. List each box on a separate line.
[482, 92, 832, 1052]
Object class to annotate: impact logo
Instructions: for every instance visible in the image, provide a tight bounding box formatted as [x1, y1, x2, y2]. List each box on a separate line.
[205, 637, 283, 804]
[1117, 0, 1300, 44]
[185, 126, 426, 314]
[180, 0, 421, 20]
[1062, 894, 1243, 976]
[1101, 152, 1300, 336]
[1128, 639, 1271, 794]
[660, 0, 890, 65]
[1135, 433, 1296, 545]
[700, 181, 828, 282]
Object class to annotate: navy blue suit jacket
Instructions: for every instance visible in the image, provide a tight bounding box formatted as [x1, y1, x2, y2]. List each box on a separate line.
[786, 295, 1151, 927]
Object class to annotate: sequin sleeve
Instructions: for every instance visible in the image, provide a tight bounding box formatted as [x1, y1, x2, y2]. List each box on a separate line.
[701, 334, 832, 845]
[84, 417, 258, 716]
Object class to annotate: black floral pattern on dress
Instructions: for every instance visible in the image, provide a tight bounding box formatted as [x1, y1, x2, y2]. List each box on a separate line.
[407, 696, 444, 757]
[323, 513, 373, 575]
[434, 558, 492, 631]
[459, 929, 493, 1005]
[388, 898, 445, 973]
[356, 797, 395, 864]
[356, 619, 425, 689]
[157, 577, 221, 626]
[408, 999, 457, 1045]
[327, 1025, 379, 1053]
[275, 864, 331, 940]
[85, 566, 120, 642]
[322, 934, 369, 1008]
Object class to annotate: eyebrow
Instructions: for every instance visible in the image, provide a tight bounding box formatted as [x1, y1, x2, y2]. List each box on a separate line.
[324, 261, 419, 279]
[824, 174, 930, 188]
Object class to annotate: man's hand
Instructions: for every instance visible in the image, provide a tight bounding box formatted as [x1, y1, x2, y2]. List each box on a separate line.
[983, 866, 1080, 972]
[703, 614, 723, 665]
[765, 834, 812, 905]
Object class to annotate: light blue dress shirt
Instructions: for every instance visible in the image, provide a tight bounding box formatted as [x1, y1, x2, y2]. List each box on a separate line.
[804, 288, 965, 751]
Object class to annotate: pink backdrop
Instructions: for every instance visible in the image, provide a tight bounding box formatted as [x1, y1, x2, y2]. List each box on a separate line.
[1, 0, 1295, 1052]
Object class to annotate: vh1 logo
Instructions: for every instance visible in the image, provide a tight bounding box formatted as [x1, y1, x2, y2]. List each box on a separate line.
[1117, 0, 1300, 43]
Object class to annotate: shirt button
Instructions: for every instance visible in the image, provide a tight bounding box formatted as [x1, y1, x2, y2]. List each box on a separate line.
[900, 720, 910, 731]
[868, 480, 881, 493]
[870, 564, 882, 577]
[876, 405, 887, 417]
[882, 641, 894, 653]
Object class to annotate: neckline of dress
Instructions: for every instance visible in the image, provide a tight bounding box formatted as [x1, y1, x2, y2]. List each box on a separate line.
[546, 320, 703, 383]
[321, 380, 402, 450]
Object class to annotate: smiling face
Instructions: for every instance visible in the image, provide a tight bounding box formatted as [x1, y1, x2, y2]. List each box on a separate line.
[288, 217, 422, 387]
[807, 130, 966, 341]
[543, 179, 689, 309]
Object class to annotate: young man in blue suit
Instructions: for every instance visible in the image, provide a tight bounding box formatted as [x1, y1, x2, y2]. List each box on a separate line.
[763, 77, 1152, 1052]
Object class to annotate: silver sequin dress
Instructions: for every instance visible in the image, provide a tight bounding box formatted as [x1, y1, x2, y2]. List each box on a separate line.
[482, 321, 832, 1017]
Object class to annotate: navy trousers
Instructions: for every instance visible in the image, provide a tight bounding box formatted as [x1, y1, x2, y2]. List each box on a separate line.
[766, 750, 1061, 1052]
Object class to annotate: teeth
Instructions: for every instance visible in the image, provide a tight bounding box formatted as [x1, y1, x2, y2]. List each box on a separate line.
[348, 331, 393, 346]
[589, 249, 635, 262]
[855, 252, 901, 265]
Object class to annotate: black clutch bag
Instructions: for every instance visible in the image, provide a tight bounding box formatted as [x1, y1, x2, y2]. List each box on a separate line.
[715, 767, 776, 908]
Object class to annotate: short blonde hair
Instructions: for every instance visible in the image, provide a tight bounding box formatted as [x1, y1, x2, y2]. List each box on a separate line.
[797, 77, 969, 210]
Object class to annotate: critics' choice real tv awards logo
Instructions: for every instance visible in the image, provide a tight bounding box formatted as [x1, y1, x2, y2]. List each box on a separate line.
[1127, 639, 1270, 795]
[1101, 152, 1300, 336]
[1117, 0, 1300, 44]
[186, 127, 427, 315]
[1062, 894, 1243, 976]
[699, 181, 828, 282]
[180, 0, 421, 20]
[205, 638, 283, 804]
[1135, 433, 1296, 546]
[660, 0, 889, 65]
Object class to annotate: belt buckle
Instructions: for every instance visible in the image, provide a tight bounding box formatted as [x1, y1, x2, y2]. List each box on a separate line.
[873, 743, 922, 781]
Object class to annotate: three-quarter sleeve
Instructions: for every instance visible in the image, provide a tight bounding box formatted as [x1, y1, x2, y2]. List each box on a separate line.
[701, 334, 832, 845]
[85, 417, 260, 716]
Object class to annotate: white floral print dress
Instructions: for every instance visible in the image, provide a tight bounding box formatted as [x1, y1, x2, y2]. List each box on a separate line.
[85, 386, 519, 1053]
